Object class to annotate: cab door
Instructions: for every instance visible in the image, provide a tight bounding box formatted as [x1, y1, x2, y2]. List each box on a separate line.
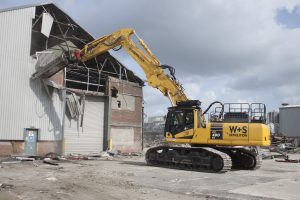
[165, 109, 195, 139]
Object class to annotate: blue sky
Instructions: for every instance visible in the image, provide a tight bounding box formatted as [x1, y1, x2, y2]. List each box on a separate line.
[277, 6, 300, 29]
[2, 0, 300, 117]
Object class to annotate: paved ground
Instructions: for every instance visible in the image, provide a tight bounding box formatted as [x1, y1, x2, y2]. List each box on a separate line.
[0, 154, 300, 200]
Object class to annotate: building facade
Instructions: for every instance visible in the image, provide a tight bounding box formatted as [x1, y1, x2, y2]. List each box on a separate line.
[279, 105, 300, 137]
[0, 3, 144, 156]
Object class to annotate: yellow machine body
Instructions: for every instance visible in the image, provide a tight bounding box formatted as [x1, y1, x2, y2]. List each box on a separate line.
[166, 123, 270, 146]
[165, 108, 270, 146]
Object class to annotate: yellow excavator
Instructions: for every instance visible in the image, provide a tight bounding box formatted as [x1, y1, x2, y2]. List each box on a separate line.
[62, 28, 270, 172]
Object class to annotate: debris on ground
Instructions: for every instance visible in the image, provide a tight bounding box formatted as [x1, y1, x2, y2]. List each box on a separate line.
[44, 152, 60, 160]
[262, 153, 287, 160]
[46, 177, 57, 181]
[271, 134, 292, 145]
[275, 155, 300, 163]
[33, 161, 39, 167]
[261, 133, 300, 161]
[99, 151, 113, 160]
[1, 153, 300, 200]
[65, 155, 89, 160]
[0, 183, 14, 190]
[15, 157, 35, 161]
[43, 158, 59, 166]
[65, 152, 114, 161]
[261, 148, 288, 160]
[128, 152, 143, 156]
[275, 159, 299, 163]
[0, 161, 21, 165]
[271, 134, 300, 152]
[0, 151, 143, 165]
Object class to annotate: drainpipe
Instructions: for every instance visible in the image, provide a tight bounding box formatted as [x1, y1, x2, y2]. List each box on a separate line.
[103, 77, 112, 151]
[61, 68, 67, 156]
[142, 106, 144, 151]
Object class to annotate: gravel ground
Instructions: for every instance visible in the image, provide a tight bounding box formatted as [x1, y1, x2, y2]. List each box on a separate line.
[0, 154, 300, 200]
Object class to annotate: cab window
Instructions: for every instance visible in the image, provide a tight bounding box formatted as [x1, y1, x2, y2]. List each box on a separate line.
[167, 110, 194, 135]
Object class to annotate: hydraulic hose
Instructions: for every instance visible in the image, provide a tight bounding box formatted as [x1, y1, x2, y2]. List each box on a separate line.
[160, 64, 176, 80]
[203, 101, 224, 119]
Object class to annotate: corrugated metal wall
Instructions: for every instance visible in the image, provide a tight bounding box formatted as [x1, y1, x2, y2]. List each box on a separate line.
[0, 7, 64, 140]
[64, 96, 105, 155]
[279, 107, 300, 137]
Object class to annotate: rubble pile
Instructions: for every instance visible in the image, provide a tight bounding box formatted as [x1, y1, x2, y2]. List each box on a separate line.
[0, 150, 143, 168]
[261, 133, 300, 163]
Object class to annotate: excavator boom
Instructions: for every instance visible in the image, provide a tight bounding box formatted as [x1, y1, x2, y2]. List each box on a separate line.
[76, 28, 187, 106]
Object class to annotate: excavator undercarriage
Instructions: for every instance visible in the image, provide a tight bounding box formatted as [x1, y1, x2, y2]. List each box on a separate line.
[145, 146, 261, 172]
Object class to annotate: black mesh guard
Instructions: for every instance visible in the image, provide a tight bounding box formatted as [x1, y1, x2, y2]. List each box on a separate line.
[176, 100, 201, 107]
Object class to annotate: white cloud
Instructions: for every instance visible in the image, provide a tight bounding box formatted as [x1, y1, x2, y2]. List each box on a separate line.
[53, 0, 300, 115]
[3, 0, 300, 116]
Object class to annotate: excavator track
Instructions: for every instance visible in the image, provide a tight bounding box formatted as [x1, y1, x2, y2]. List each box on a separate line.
[215, 147, 262, 170]
[145, 146, 232, 173]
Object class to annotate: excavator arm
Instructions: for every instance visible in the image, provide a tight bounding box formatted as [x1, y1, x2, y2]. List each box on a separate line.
[74, 28, 188, 106]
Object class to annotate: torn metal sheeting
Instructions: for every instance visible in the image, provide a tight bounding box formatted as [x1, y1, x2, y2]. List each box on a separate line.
[66, 93, 82, 119]
[32, 53, 70, 79]
[30, 2, 143, 95]
[41, 12, 54, 38]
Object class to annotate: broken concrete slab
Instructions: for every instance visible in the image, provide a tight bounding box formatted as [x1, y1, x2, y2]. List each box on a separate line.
[46, 177, 57, 182]
[0, 183, 13, 190]
[15, 157, 35, 161]
[43, 158, 59, 166]
[0, 161, 21, 165]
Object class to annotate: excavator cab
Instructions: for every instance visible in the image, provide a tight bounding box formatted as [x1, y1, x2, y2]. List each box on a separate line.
[164, 100, 205, 138]
[165, 107, 195, 137]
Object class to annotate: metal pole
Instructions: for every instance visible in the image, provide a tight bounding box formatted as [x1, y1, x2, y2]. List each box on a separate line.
[61, 68, 67, 156]
[87, 68, 90, 91]
[65, 79, 104, 87]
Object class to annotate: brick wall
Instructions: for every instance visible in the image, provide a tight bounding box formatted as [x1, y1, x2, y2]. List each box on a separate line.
[108, 77, 143, 153]
[49, 70, 64, 87]
[0, 141, 61, 156]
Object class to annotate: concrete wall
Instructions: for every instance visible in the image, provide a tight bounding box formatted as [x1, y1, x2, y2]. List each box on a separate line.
[108, 77, 143, 153]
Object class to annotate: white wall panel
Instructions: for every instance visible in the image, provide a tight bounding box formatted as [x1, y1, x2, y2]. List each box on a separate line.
[0, 7, 63, 140]
[64, 96, 105, 155]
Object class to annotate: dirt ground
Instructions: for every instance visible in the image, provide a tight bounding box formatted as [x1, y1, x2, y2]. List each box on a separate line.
[1, 154, 300, 200]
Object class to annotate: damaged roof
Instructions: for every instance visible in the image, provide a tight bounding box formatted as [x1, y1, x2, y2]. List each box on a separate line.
[1, 2, 144, 86]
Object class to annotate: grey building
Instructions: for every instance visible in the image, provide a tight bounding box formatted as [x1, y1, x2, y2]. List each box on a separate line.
[279, 105, 300, 137]
[143, 116, 165, 148]
[267, 111, 279, 134]
[0, 3, 144, 156]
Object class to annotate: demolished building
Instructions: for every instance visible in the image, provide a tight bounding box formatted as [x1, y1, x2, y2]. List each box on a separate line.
[0, 3, 144, 156]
